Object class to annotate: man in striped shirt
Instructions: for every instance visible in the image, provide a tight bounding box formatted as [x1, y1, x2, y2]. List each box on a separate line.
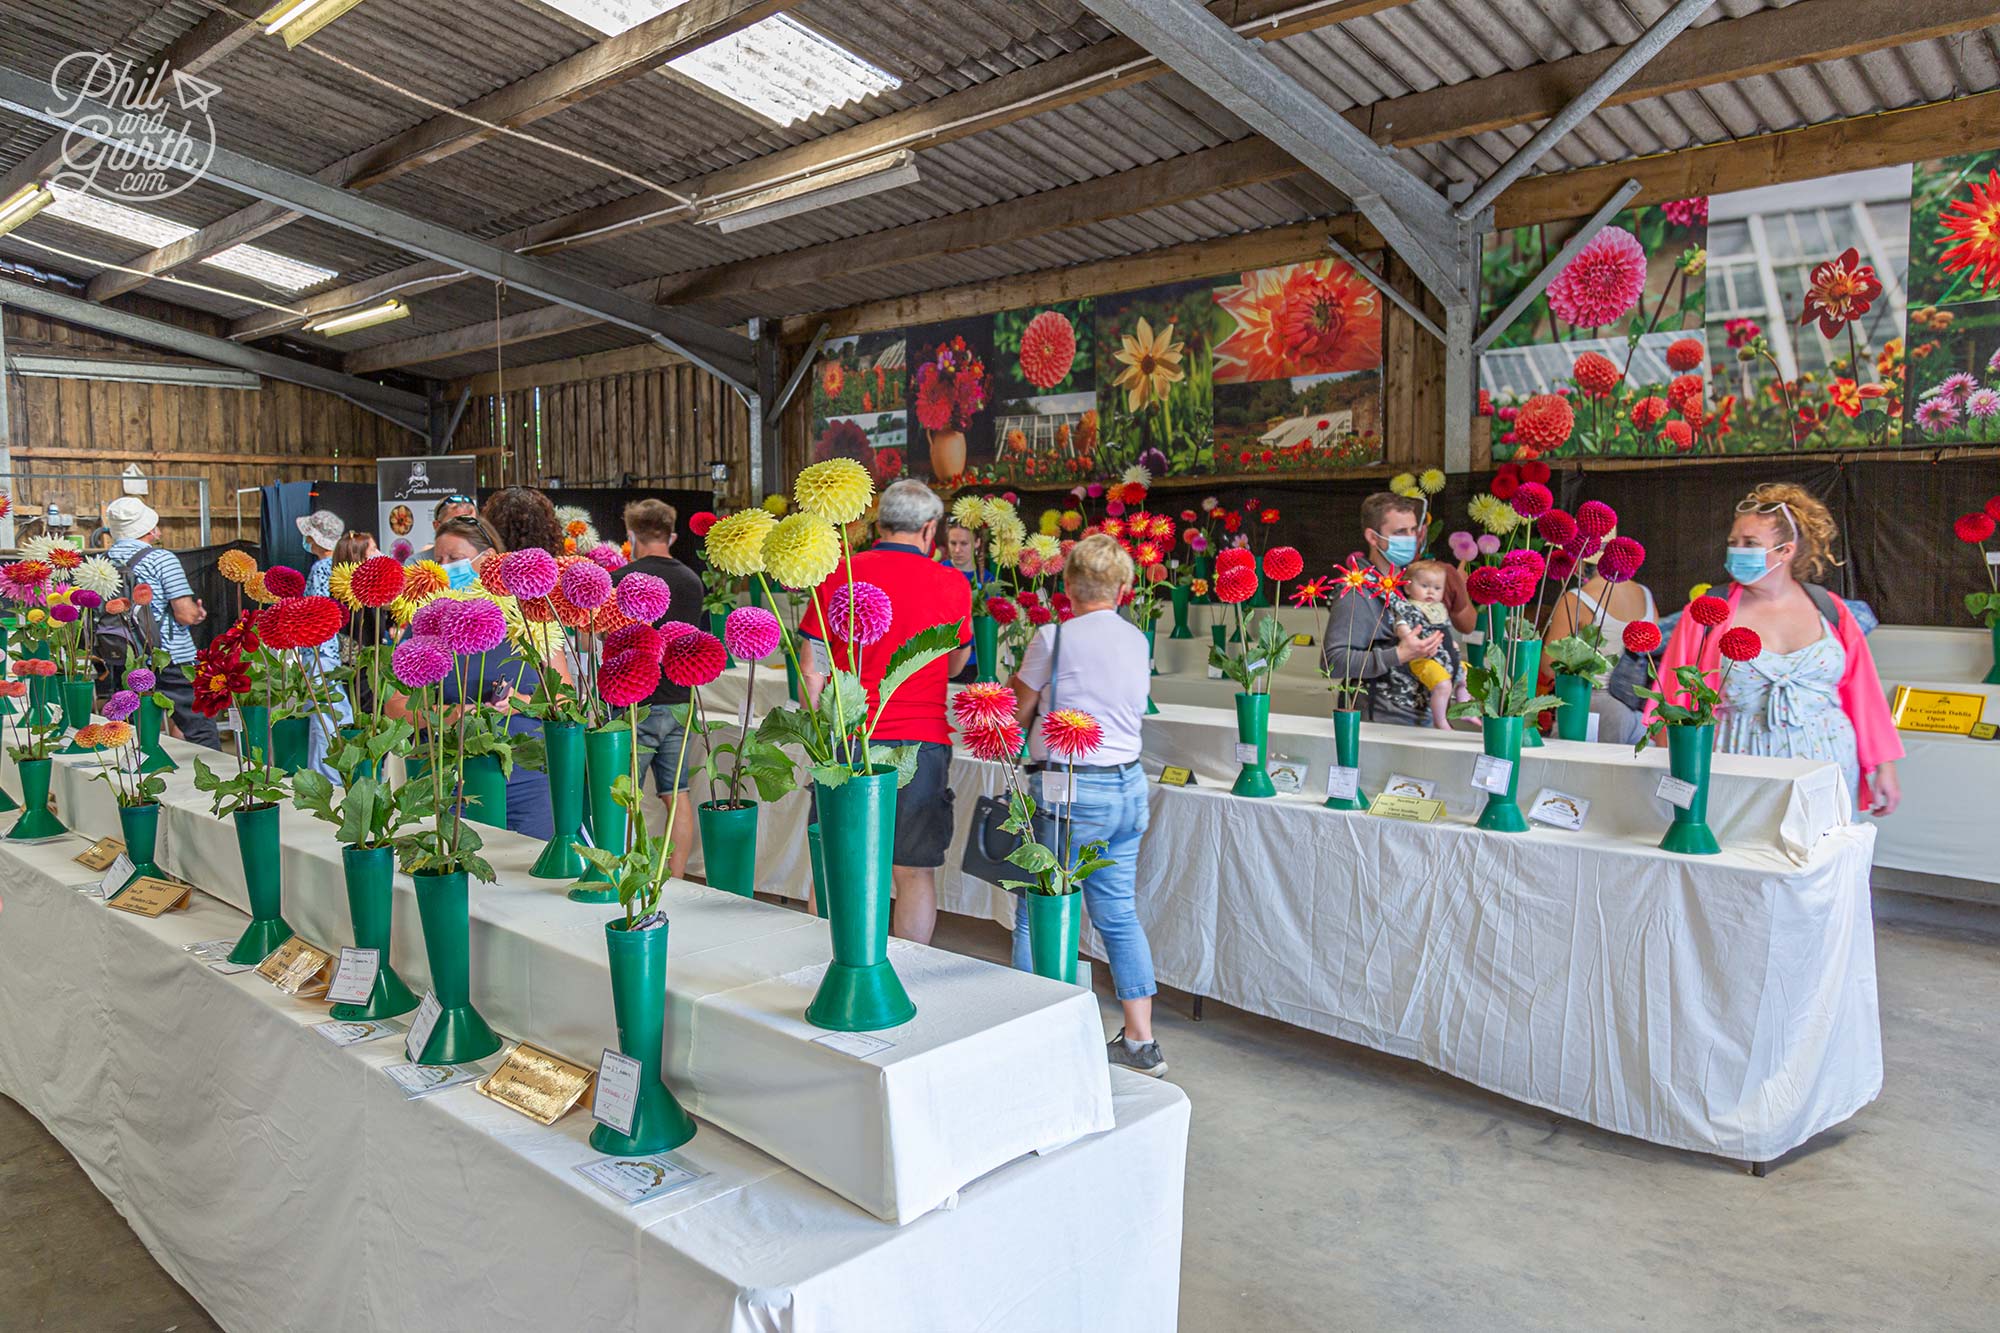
[104, 497, 220, 749]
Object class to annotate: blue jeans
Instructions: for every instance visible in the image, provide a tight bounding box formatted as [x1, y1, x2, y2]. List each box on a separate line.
[305, 686, 353, 784]
[1011, 764, 1156, 1001]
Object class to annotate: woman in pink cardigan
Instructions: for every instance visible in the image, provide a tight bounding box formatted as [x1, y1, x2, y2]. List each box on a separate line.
[1647, 482, 1902, 815]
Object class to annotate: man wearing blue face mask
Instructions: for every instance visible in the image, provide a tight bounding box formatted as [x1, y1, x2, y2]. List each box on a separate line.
[298, 509, 355, 780]
[1320, 491, 1470, 725]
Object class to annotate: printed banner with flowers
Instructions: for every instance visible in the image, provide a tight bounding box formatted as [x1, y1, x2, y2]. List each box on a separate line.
[1906, 151, 2000, 444]
[800, 258, 1384, 489]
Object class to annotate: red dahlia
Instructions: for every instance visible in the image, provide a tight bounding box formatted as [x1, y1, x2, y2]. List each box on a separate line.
[351, 556, 406, 608]
[1216, 566, 1258, 604]
[1660, 420, 1694, 451]
[1665, 338, 1706, 373]
[1718, 627, 1763, 662]
[1622, 621, 1663, 654]
[1467, 566, 1508, 605]
[1537, 509, 1578, 546]
[1575, 500, 1618, 539]
[1511, 481, 1553, 520]
[264, 565, 305, 599]
[1631, 395, 1669, 430]
[1667, 373, 1705, 416]
[1689, 595, 1731, 627]
[1216, 547, 1255, 573]
[1571, 351, 1622, 399]
[1262, 546, 1303, 582]
[1955, 512, 1997, 543]
[599, 647, 664, 707]
[1513, 394, 1574, 453]
[272, 595, 344, 648]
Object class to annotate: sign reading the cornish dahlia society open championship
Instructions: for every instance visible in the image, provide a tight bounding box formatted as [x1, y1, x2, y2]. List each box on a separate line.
[376, 455, 477, 564]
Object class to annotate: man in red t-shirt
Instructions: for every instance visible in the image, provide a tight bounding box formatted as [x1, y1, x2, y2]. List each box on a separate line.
[800, 480, 972, 944]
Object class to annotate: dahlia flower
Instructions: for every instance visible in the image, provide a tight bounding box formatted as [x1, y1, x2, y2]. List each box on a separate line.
[704, 509, 779, 578]
[724, 606, 782, 661]
[1546, 225, 1648, 328]
[763, 514, 842, 589]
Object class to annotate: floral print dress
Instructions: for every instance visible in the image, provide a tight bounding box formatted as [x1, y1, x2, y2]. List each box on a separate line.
[1718, 618, 1860, 800]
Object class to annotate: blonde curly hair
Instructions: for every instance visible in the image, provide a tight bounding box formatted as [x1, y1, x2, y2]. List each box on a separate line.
[1738, 482, 1841, 581]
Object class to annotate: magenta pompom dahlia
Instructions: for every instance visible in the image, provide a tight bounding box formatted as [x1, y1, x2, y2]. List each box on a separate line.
[613, 571, 671, 623]
[724, 605, 782, 661]
[499, 548, 560, 600]
[393, 635, 453, 689]
[443, 597, 508, 655]
[826, 580, 893, 647]
[661, 630, 727, 688]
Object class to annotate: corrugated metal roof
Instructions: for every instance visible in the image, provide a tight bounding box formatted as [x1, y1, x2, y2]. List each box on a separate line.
[0, 0, 1994, 380]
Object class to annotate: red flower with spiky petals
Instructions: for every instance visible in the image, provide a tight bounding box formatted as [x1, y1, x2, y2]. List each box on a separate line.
[953, 682, 1017, 731]
[1041, 708, 1103, 761]
[963, 719, 1025, 762]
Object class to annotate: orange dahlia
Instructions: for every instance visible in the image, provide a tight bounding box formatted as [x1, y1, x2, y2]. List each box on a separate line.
[1018, 309, 1078, 390]
[1937, 168, 2000, 295]
[1512, 394, 1575, 455]
[820, 359, 846, 400]
[1571, 352, 1621, 399]
[1213, 259, 1382, 382]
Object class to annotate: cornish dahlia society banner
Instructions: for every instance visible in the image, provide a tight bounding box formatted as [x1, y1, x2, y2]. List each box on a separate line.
[1480, 152, 2000, 462]
[376, 455, 478, 562]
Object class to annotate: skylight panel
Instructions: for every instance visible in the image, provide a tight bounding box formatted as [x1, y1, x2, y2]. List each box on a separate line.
[44, 185, 335, 292]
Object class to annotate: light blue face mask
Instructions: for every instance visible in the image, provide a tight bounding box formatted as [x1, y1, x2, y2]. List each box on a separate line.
[1381, 534, 1420, 567]
[1724, 545, 1781, 585]
[444, 559, 476, 590]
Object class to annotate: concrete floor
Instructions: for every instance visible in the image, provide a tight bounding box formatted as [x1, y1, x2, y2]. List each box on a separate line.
[2, 899, 1994, 1331]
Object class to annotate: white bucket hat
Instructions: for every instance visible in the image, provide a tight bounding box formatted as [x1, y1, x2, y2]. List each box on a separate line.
[106, 496, 160, 542]
[296, 509, 345, 552]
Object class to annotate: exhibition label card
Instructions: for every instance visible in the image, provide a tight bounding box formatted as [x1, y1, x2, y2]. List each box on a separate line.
[477, 1043, 594, 1126]
[1586, 713, 1601, 743]
[813, 1031, 894, 1059]
[592, 1049, 643, 1136]
[324, 948, 380, 1006]
[1291, 633, 1315, 647]
[256, 937, 332, 996]
[1157, 766, 1194, 787]
[106, 876, 189, 917]
[185, 938, 256, 974]
[1038, 769, 1067, 806]
[1369, 793, 1445, 823]
[1470, 754, 1514, 795]
[1528, 789, 1591, 831]
[404, 992, 443, 1062]
[1205, 665, 1224, 680]
[382, 1062, 480, 1099]
[1231, 742, 1260, 764]
[574, 1154, 705, 1207]
[1268, 758, 1309, 795]
[1972, 721, 1999, 741]
[94, 853, 135, 900]
[1889, 686, 1986, 735]
[1381, 773, 1437, 800]
[1656, 775, 1698, 810]
[1324, 765, 1360, 801]
[73, 837, 125, 871]
[312, 1019, 397, 1048]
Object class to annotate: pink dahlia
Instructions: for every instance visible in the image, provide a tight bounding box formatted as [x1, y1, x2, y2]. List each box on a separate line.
[1502, 547, 1546, 583]
[1537, 509, 1578, 547]
[599, 648, 663, 707]
[1467, 566, 1508, 605]
[1546, 225, 1648, 329]
[826, 580, 893, 647]
[661, 631, 727, 689]
[443, 598, 508, 655]
[604, 623, 664, 661]
[128, 667, 156, 693]
[392, 635, 452, 690]
[1511, 481, 1553, 520]
[1018, 309, 1078, 390]
[1661, 197, 1707, 229]
[585, 542, 627, 572]
[409, 599, 455, 639]
[614, 571, 671, 623]
[724, 605, 782, 661]
[499, 548, 559, 600]
[1575, 500, 1618, 539]
[1597, 536, 1646, 583]
[103, 689, 140, 722]
[558, 558, 613, 611]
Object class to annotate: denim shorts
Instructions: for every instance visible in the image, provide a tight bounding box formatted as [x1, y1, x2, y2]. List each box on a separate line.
[635, 705, 690, 794]
[886, 739, 955, 869]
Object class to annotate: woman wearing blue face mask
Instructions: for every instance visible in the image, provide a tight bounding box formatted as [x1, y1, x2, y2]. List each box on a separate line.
[1646, 482, 1902, 816]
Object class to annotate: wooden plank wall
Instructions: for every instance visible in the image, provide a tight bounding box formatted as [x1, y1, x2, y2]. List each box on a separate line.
[2, 297, 415, 548]
[453, 353, 753, 505]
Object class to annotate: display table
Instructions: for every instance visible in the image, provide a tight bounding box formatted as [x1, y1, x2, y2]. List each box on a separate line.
[0, 833, 1189, 1332]
[30, 737, 1117, 1226]
[935, 766, 1883, 1166]
[1866, 624, 1999, 887]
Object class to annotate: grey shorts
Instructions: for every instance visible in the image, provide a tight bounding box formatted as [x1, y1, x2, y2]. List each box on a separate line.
[635, 705, 691, 794]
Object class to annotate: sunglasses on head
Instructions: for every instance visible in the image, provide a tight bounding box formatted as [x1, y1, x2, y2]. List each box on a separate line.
[1735, 497, 1798, 542]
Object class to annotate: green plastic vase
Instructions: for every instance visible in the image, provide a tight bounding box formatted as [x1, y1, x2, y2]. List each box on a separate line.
[530, 720, 587, 879]
[697, 800, 758, 897]
[333, 844, 420, 1021]
[116, 802, 166, 892]
[138, 695, 177, 774]
[1986, 622, 2000, 686]
[6, 758, 65, 840]
[1324, 708, 1371, 811]
[1142, 628, 1160, 716]
[784, 654, 802, 704]
[1168, 584, 1193, 639]
[1513, 637, 1545, 749]
[1210, 623, 1226, 653]
[708, 611, 736, 667]
[0, 781, 15, 814]
[973, 614, 1000, 683]
[460, 754, 507, 830]
[1230, 693, 1276, 798]
[1475, 715, 1529, 832]
[411, 869, 501, 1064]
[1552, 673, 1593, 741]
[570, 724, 631, 903]
[226, 803, 295, 964]
[1660, 722, 1722, 855]
[1024, 891, 1083, 983]
[237, 703, 275, 766]
[806, 768, 916, 1031]
[1194, 553, 1215, 601]
[59, 678, 97, 754]
[590, 919, 697, 1156]
[806, 821, 829, 919]
[27, 644, 58, 726]
[271, 716, 310, 774]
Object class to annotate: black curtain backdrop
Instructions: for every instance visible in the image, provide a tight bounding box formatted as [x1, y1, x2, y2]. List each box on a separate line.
[178, 539, 261, 652]
[1003, 456, 2000, 627]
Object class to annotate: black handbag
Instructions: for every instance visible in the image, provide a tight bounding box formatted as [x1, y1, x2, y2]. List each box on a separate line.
[959, 621, 1059, 888]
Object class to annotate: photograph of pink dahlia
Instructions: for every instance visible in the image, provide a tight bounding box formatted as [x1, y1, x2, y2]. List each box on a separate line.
[1545, 225, 1648, 329]
[1018, 309, 1078, 390]
[1914, 396, 1962, 435]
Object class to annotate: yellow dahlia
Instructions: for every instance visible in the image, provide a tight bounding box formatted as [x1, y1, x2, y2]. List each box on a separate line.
[329, 562, 359, 611]
[1038, 508, 1062, 536]
[244, 570, 277, 605]
[761, 493, 789, 517]
[988, 511, 1026, 548]
[950, 495, 988, 529]
[793, 458, 874, 524]
[404, 560, 448, 601]
[217, 549, 257, 585]
[992, 532, 1024, 568]
[1025, 533, 1061, 562]
[1418, 468, 1446, 495]
[1389, 472, 1416, 495]
[704, 508, 778, 578]
[98, 721, 134, 748]
[763, 513, 842, 590]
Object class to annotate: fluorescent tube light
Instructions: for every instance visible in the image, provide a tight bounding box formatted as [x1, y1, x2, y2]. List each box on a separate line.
[304, 299, 410, 336]
[257, 0, 369, 46]
[700, 152, 920, 234]
[0, 182, 55, 239]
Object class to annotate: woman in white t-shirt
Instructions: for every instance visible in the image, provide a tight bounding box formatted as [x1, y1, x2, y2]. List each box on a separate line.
[1008, 534, 1166, 1077]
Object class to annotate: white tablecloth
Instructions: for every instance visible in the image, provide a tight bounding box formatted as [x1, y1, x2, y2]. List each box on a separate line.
[30, 737, 1116, 1225]
[938, 775, 1883, 1165]
[0, 835, 1189, 1333]
[1866, 623, 1999, 886]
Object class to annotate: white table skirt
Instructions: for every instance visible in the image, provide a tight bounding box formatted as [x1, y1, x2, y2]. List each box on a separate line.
[1868, 627, 1999, 885]
[0, 835, 1189, 1333]
[29, 737, 1117, 1226]
[937, 773, 1884, 1165]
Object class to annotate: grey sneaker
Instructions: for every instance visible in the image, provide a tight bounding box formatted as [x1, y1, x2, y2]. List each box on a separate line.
[1107, 1029, 1167, 1078]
